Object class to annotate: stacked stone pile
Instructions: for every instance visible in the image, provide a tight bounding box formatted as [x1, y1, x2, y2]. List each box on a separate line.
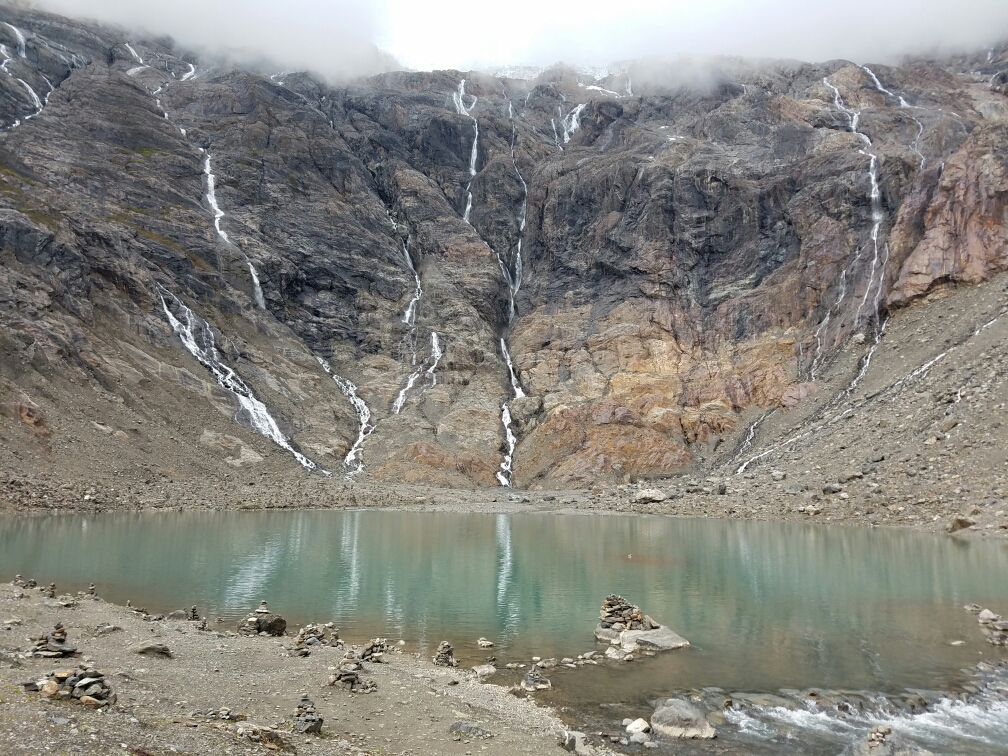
[237, 601, 287, 637]
[28, 623, 77, 658]
[599, 595, 659, 631]
[293, 623, 338, 656]
[326, 654, 377, 693]
[22, 663, 115, 707]
[433, 640, 457, 667]
[292, 695, 323, 734]
[361, 638, 388, 662]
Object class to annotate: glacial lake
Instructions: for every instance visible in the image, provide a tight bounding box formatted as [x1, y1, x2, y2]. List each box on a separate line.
[2, 511, 1007, 754]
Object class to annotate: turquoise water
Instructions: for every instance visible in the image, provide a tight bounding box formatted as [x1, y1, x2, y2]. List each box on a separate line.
[1, 511, 1006, 753]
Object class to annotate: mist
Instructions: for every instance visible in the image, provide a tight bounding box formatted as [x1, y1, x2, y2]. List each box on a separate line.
[31, 0, 1008, 79]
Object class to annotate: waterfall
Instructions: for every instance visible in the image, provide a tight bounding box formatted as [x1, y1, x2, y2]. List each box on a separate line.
[157, 285, 322, 472]
[180, 63, 196, 82]
[805, 76, 890, 380]
[124, 43, 143, 64]
[862, 67, 894, 98]
[4, 23, 25, 57]
[560, 103, 586, 143]
[452, 80, 479, 223]
[427, 332, 442, 386]
[204, 154, 266, 308]
[316, 357, 373, 476]
[494, 95, 532, 487]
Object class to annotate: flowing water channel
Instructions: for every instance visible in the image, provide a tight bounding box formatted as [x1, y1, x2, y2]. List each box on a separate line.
[2, 511, 1006, 754]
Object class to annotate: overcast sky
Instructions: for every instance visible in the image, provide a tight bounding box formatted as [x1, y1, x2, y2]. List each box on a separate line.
[35, 0, 1008, 77]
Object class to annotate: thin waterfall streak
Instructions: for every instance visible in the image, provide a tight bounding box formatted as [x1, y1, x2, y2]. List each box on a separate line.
[317, 357, 372, 475]
[427, 332, 443, 386]
[392, 369, 422, 414]
[205, 154, 264, 308]
[157, 284, 321, 472]
[862, 66, 894, 98]
[124, 42, 143, 64]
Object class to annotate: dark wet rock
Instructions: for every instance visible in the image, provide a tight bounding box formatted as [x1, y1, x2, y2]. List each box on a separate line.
[521, 668, 552, 691]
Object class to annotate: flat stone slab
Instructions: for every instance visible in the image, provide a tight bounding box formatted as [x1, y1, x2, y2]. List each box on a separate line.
[595, 623, 689, 652]
[621, 626, 689, 652]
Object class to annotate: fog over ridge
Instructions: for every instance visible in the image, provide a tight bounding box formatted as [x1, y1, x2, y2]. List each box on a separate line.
[23, 0, 1008, 81]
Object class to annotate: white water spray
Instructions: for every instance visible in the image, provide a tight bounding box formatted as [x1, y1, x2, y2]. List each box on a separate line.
[157, 285, 321, 472]
[494, 95, 533, 486]
[316, 357, 373, 475]
[560, 103, 586, 143]
[452, 80, 479, 223]
[204, 154, 266, 308]
[180, 63, 196, 82]
[4, 23, 25, 57]
[427, 332, 442, 386]
[862, 67, 894, 98]
[124, 43, 143, 64]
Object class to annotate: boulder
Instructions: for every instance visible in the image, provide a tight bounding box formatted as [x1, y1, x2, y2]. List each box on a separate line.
[472, 664, 496, 678]
[632, 489, 667, 504]
[650, 699, 716, 739]
[949, 516, 975, 533]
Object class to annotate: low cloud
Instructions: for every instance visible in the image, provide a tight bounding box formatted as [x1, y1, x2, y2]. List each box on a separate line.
[32, 0, 1008, 79]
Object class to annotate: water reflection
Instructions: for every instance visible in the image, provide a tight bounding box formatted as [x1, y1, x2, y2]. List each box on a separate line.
[1, 511, 1006, 695]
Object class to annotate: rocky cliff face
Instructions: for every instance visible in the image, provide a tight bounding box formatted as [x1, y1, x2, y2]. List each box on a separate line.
[0, 4, 1006, 490]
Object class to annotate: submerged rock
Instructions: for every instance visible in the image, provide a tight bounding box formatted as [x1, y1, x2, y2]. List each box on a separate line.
[839, 726, 934, 755]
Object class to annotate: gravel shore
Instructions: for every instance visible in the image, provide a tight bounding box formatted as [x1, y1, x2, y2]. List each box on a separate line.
[0, 583, 565, 756]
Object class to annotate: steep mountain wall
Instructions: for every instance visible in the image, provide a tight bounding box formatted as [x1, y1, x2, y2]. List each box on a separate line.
[0, 4, 1006, 489]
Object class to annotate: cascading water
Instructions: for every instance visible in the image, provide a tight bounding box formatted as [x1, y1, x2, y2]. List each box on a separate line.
[203, 153, 266, 308]
[560, 103, 586, 143]
[4, 22, 26, 57]
[0, 30, 44, 128]
[427, 332, 442, 386]
[180, 63, 196, 82]
[862, 66, 894, 98]
[452, 80, 479, 223]
[157, 284, 322, 472]
[806, 77, 890, 380]
[494, 94, 531, 487]
[124, 43, 143, 64]
[316, 357, 373, 476]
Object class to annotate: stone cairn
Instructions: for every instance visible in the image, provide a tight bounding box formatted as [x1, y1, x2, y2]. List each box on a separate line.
[29, 622, 77, 658]
[23, 663, 115, 707]
[433, 640, 457, 667]
[327, 652, 377, 693]
[293, 623, 339, 657]
[292, 694, 323, 734]
[238, 601, 287, 637]
[361, 637, 388, 662]
[599, 594, 659, 632]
